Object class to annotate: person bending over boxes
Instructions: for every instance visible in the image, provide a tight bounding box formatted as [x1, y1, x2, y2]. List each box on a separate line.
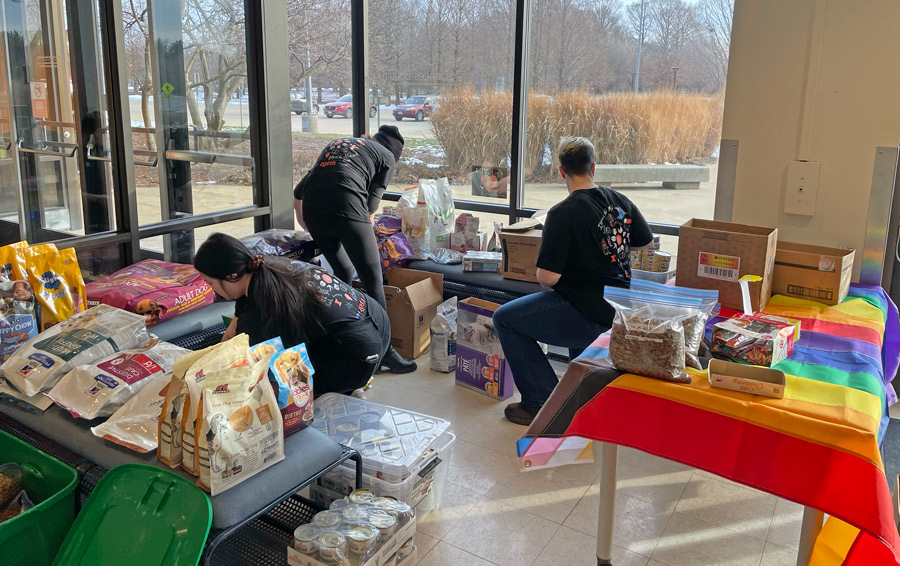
[495, 137, 655, 425]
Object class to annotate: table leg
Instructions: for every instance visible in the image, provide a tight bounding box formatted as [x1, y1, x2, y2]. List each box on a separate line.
[593, 441, 618, 566]
[797, 506, 824, 566]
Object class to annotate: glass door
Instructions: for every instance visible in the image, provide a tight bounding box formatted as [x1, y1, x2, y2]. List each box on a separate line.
[2, 0, 116, 245]
[0, 2, 23, 245]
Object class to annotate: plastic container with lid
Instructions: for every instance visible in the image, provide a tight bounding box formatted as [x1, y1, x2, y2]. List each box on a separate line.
[312, 393, 451, 483]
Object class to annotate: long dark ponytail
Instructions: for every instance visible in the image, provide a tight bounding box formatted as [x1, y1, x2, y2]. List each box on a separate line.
[194, 233, 318, 344]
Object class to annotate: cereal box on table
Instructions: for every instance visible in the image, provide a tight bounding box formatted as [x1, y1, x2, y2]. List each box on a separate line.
[455, 298, 514, 400]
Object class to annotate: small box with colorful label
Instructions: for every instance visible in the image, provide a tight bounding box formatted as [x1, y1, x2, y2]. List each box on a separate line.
[710, 314, 796, 367]
[455, 298, 514, 400]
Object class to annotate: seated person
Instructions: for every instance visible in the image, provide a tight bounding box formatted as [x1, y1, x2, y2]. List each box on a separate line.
[495, 137, 654, 425]
[194, 233, 391, 397]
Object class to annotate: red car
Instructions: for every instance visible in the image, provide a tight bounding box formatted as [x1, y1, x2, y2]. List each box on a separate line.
[322, 95, 378, 119]
[392, 95, 439, 121]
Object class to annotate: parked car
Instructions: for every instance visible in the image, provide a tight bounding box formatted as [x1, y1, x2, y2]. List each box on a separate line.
[290, 90, 319, 115]
[322, 95, 378, 119]
[392, 95, 439, 121]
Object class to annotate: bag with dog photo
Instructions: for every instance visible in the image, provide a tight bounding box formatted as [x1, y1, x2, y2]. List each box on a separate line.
[197, 356, 284, 495]
[268, 343, 314, 436]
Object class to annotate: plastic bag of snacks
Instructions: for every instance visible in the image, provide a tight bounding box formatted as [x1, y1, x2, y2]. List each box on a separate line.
[181, 335, 251, 475]
[85, 260, 215, 327]
[239, 229, 319, 263]
[91, 374, 169, 453]
[26, 247, 87, 331]
[711, 314, 798, 367]
[629, 280, 719, 370]
[1, 305, 149, 397]
[0, 280, 38, 364]
[604, 287, 701, 383]
[48, 339, 187, 419]
[197, 356, 284, 494]
[430, 297, 457, 373]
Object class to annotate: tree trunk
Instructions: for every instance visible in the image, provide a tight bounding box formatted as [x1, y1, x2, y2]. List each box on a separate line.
[141, 37, 156, 151]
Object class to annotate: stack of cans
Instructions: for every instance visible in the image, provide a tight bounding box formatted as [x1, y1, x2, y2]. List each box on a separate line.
[630, 234, 672, 273]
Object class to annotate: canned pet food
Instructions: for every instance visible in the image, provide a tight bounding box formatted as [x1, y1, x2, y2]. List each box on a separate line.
[335, 422, 359, 434]
[397, 537, 415, 560]
[349, 488, 375, 504]
[347, 525, 379, 555]
[313, 510, 342, 529]
[293, 524, 322, 553]
[368, 510, 398, 538]
[359, 411, 381, 429]
[318, 532, 348, 563]
[342, 505, 371, 523]
[372, 496, 398, 512]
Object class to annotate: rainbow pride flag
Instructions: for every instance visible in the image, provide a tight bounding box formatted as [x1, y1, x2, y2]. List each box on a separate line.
[517, 284, 900, 565]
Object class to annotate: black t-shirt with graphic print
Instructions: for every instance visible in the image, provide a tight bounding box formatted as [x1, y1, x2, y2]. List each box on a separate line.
[536, 187, 654, 325]
[234, 261, 369, 349]
[294, 137, 395, 222]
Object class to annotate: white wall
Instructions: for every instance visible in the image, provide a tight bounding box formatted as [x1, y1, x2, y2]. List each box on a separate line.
[721, 0, 900, 279]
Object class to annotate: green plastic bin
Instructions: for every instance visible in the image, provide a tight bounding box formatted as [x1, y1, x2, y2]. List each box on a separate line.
[0, 429, 78, 566]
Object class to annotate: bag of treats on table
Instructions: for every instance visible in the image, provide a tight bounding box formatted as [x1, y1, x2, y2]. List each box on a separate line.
[182, 334, 251, 475]
[92, 374, 170, 453]
[1, 305, 148, 397]
[711, 314, 797, 367]
[197, 356, 284, 494]
[629, 280, 719, 370]
[158, 345, 222, 467]
[0, 280, 38, 364]
[48, 339, 187, 419]
[26, 247, 87, 331]
[268, 344, 314, 436]
[239, 229, 319, 263]
[86, 260, 215, 327]
[604, 287, 702, 383]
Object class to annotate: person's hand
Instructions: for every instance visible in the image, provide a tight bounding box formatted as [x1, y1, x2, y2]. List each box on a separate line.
[370, 213, 376, 226]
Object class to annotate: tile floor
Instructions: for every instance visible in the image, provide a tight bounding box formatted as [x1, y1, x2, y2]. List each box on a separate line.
[365, 360, 803, 566]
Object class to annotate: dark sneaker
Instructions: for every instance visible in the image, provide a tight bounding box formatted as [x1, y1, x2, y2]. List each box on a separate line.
[504, 402, 542, 426]
[380, 346, 417, 374]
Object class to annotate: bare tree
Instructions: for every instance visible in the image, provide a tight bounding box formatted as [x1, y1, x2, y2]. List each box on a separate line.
[695, 0, 734, 89]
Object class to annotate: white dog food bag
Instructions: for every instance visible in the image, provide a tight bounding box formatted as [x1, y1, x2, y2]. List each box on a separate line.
[430, 297, 458, 373]
[197, 356, 284, 495]
[92, 374, 170, 453]
[1, 305, 149, 397]
[48, 339, 187, 419]
[181, 334, 251, 476]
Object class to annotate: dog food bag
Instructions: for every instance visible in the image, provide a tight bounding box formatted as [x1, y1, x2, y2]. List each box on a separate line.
[0, 376, 54, 413]
[604, 288, 702, 383]
[251, 337, 284, 362]
[158, 345, 220, 467]
[26, 247, 87, 331]
[1, 305, 149, 397]
[629, 280, 720, 370]
[0, 280, 38, 364]
[378, 233, 416, 272]
[48, 339, 187, 419]
[268, 344, 314, 436]
[431, 297, 458, 373]
[419, 178, 455, 249]
[182, 334, 251, 475]
[197, 357, 285, 495]
[400, 205, 430, 258]
[0, 241, 29, 282]
[239, 229, 319, 263]
[92, 374, 170, 453]
[86, 260, 215, 327]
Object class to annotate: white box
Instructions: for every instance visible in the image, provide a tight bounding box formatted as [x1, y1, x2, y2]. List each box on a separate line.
[708, 359, 786, 398]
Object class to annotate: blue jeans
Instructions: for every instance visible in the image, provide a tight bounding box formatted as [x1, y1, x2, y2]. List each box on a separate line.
[494, 291, 610, 408]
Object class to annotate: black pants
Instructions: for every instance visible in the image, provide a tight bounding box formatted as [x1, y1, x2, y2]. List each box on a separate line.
[308, 300, 391, 397]
[305, 214, 386, 310]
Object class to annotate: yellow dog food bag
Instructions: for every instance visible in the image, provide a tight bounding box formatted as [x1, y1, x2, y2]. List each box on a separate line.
[0, 241, 30, 281]
[26, 247, 87, 331]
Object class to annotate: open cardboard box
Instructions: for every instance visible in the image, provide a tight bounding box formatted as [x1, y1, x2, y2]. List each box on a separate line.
[708, 359, 786, 399]
[384, 268, 444, 359]
[772, 241, 855, 306]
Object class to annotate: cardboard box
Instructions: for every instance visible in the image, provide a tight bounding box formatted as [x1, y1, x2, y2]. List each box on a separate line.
[384, 268, 444, 359]
[455, 298, 514, 400]
[708, 359, 786, 398]
[500, 230, 542, 283]
[450, 232, 467, 252]
[462, 251, 502, 273]
[772, 241, 855, 306]
[676, 219, 778, 312]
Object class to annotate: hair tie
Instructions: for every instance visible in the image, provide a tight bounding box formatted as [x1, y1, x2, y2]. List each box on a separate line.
[249, 255, 265, 272]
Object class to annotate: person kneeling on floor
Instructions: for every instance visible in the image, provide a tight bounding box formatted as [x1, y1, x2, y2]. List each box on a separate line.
[495, 137, 655, 425]
[194, 233, 392, 397]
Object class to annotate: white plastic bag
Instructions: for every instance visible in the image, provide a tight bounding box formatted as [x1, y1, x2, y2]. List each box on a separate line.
[92, 374, 169, 453]
[48, 339, 187, 419]
[430, 297, 458, 373]
[419, 178, 454, 249]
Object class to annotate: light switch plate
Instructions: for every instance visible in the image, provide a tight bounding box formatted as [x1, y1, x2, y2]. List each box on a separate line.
[784, 160, 820, 216]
